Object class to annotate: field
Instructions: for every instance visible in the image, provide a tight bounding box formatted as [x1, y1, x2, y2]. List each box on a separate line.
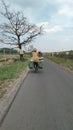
[0, 53, 30, 98]
[45, 55, 73, 71]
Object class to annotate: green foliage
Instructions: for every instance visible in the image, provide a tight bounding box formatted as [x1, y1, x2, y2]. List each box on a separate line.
[45, 50, 73, 60]
[0, 48, 18, 54]
[54, 51, 73, 59]
[0, 61, 28, 81]
[0, 53, 30, 98]
[46, 56, 73, 70]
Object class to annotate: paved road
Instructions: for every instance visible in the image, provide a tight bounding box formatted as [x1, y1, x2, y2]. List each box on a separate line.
[0, 59, 73, 130]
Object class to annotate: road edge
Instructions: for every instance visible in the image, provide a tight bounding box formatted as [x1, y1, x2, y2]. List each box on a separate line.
[0, 67, 29, 126]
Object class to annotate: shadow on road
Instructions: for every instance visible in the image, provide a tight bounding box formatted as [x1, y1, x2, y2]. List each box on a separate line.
[28, 69, 44, 74]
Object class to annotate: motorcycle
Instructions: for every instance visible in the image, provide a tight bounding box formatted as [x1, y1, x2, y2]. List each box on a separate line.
[28, 57, 44, 72]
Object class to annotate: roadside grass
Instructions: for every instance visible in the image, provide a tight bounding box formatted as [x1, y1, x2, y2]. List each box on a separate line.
[0, 54, 4, 59]
[0, 61, 28, 80]
[46, 56, 73, 70]
[0, 59, 29, 98]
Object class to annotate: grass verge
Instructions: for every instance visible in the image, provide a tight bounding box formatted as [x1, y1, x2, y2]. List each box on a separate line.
[46, 56, 73, 70]
[0, 60, 28, 98]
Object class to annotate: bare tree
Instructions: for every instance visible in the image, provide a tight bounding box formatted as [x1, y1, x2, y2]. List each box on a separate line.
[0, 0, 43, 50]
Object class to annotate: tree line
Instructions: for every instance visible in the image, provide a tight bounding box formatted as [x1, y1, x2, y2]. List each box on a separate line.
[48, 51, 73, 60]
[0, 48, 18, 54]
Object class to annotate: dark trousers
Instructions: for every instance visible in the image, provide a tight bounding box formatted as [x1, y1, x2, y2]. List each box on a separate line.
[33, 62, 38, 69]
[20, 54, 23, 60]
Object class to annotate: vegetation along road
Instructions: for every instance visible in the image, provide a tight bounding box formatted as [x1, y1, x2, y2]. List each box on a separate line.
[0, 59, 73, 130]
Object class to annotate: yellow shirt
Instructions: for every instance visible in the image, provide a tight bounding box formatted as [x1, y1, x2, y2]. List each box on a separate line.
[31, 52, 39, 62]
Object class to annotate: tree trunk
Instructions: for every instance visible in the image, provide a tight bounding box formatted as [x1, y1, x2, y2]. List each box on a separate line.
[18, 36, 24, 60]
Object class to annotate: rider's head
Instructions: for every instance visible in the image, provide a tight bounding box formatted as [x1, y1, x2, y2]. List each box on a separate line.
[33, 48, 37, 52]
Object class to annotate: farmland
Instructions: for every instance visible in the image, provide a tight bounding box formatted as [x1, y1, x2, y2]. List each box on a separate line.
[45, 51, 73, 71]
[0, 52, 30, 98]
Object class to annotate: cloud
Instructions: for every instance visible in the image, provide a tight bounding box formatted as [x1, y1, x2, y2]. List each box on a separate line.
[5, 0, 48, 22]
[9, 0, 47, 11]
[38, 21, 63, 33]
[58, 5, 73, 17]
[45, 25, 63, 33]
[47, 0, 73, 26]
[0, 0, 73, 52]
[34, 33, 73, 52]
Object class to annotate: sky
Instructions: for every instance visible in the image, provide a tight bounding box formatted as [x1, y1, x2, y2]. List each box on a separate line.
[0, 0, 73, 52]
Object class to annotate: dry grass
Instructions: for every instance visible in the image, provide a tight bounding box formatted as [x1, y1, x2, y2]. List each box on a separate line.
[0, 80, 14, 98]
[7, 59, 14, 64]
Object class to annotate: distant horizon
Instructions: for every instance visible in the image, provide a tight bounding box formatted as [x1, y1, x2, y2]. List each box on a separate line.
[0, 46, 73, 53]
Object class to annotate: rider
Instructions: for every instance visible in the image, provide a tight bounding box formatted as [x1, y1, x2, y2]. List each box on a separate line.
[31, 48, 39, 69]
[38, 51, 43, 61]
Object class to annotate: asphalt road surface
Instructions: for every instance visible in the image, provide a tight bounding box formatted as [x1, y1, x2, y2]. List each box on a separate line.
[0, 59, 73, 130]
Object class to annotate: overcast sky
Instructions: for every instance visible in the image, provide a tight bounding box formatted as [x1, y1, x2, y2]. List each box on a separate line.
[0, 0, 73, 52]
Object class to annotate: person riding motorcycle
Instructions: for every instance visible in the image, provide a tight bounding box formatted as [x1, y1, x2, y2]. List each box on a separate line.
[31, 48, 39, 70]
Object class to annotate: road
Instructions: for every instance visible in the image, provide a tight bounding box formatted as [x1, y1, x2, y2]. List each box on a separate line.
[0, 59, 73, 130]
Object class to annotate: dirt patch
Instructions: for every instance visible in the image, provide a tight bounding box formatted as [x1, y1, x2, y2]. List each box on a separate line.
[0, 80, 15, 98]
